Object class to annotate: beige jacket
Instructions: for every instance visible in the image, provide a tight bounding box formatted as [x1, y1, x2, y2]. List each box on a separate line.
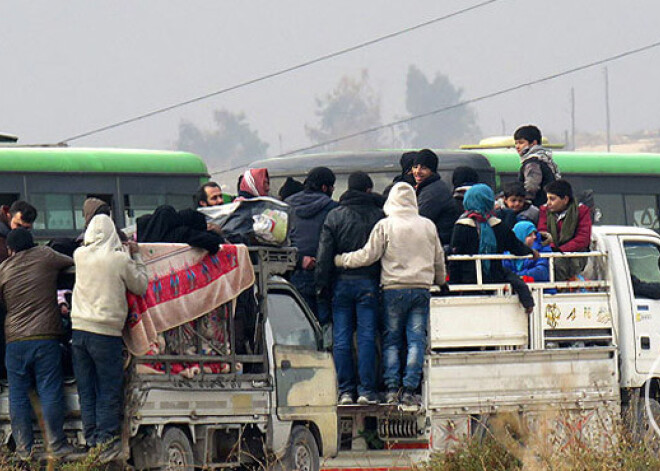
[335, 183, 445, 290]
[71, 215, 148, 337]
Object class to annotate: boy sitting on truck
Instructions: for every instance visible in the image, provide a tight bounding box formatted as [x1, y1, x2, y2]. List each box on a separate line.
[500, 181, 540, 226]
[334, 182, 447, 406]
[502, 220, 551, 282]
[538, 179, 592, 281]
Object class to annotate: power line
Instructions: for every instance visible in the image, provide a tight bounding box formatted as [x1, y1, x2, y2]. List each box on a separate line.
[267, 39, 660, 159]
[60, 0, 502, 144]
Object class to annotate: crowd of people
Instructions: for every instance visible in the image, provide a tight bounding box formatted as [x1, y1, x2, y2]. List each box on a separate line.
[0, 124, 596, 462]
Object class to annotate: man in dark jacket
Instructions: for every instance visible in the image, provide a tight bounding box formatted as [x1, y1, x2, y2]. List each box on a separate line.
[316, 172, 384, 405]
[0, 229, 74, 460]
[514, 125, 561, 207]
[383, 151, 417, 198]
[286, 167, 338, 324]
[0, 201, 38, 263]
[413, 149, 460, 245]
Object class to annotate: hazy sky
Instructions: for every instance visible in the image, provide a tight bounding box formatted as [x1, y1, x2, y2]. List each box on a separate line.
[2, 1, 660, 171]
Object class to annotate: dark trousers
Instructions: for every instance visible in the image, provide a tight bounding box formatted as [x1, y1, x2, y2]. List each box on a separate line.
[6, 339, 67, 457]
[332, 278, 379, 397]
[72, 330, 123, 447]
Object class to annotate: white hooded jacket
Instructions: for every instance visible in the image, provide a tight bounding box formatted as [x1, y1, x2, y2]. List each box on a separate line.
[71, 215, 148, 337]
[335, 182, 445, 290]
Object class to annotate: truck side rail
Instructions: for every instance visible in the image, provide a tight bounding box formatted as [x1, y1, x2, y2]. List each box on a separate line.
[443, 251, 608, 291]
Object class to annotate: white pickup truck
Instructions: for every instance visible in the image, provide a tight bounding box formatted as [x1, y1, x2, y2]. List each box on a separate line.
[1, 226, 659, 470]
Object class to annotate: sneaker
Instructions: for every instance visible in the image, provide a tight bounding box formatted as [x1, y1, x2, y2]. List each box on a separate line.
[357, 393, 379, 405]
[385, 389, 399, 404]
[401, 389, 420, 407]
[338, 392, 354, 405]
[49, 442, 75, 460]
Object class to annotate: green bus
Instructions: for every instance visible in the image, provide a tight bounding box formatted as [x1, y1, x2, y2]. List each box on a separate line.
[0, 145, 209, 240]
[244, 148, 660, 231]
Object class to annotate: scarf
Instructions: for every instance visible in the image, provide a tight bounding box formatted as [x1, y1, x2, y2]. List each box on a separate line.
[546, 200, 579, 249]
[463, 184, 498, 277]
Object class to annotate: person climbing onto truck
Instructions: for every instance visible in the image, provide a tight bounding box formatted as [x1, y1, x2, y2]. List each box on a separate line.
[538, 179, 593, 281]
[71, 215, 148, 462]
[334, 182, 447, 406]
[449, 184, 537, 313]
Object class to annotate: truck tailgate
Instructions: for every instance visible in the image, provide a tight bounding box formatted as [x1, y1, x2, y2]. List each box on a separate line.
[426, 347, 619, 413]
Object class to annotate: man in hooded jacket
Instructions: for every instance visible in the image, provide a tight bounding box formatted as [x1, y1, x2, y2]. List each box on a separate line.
[335, 182, 446, 406]
[285, 167, 338, 324]
[412, 149, 460, 245]
[71, 215, 148, 460]
[316, 172, 384, 405]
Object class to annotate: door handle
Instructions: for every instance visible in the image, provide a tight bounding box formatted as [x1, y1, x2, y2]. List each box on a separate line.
[280, 360, 291, 370]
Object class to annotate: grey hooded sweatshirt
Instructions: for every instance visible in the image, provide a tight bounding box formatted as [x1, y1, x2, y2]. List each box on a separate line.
[335, 182, 445, 290]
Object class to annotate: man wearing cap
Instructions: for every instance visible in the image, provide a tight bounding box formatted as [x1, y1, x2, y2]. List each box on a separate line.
[316, 171, 384, 405]
[383, 151, 417, 198]
[412, 149, 460, 245]
[285, 167, 338, 324]
[0, 229, 74, 460]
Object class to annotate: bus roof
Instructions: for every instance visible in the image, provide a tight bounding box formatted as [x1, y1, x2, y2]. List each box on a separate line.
[0, 147, 209, 175]
[250, 149, 493, 175]
[481, 149, 660, 175]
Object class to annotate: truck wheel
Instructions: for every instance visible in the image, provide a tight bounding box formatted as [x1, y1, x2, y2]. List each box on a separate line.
[161, 427, 194, 471]
[281, 425, 319, 471]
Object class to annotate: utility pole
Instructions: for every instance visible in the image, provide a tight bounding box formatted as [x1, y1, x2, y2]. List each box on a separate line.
[570, 87, 576, 150]
[604, 67, 611, 152]
[501, 119, 506, 135]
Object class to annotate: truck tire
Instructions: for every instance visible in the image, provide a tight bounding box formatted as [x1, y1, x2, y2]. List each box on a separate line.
[161, 427, 195, 471]
[280, 425, 319, 471]
[634, 397, 660, 450]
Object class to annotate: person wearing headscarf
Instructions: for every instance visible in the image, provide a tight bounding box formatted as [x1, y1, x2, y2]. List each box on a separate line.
[0, 229, 74, 460]
[238, 168, 270, 199]
[334, 182, 447, 406]
[71, 215, 147, 461]
[502, 220, 552, 282]
[449, 184, 536, 312]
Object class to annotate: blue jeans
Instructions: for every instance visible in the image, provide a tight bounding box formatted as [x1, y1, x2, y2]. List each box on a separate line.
[290, 270, 331, 325]
[382, 289, 430, 391]
[72, 330, 124, 447]
[5, 339, 67, 457]
[332, 278, 379, 397]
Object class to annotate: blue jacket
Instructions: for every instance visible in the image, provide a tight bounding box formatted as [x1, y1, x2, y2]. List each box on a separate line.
[285, 190, 339, 266]
[503, 235, 552, 281]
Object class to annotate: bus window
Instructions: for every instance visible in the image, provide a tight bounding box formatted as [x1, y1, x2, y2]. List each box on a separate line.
[594, 194, 625, 225]
[123, 194, 193, 226]
[624, 195, 659, 230]
[31, 194, 88, 231]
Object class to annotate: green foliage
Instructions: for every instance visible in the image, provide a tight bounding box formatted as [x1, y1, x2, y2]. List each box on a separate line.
[403, 65, 480, 149]
[306, 70, 385, 151]
[176, 109, 269, 171]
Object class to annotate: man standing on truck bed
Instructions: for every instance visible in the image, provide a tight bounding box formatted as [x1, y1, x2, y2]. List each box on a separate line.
[514, 125, 561, 207]
[0, 228, 74, 461]
[335, 182, 447, 405]
[412, 149, 460, 245]
[316, 171, 385, 405]
[286, 167, 338, 325]
[71, 215, 148, 461]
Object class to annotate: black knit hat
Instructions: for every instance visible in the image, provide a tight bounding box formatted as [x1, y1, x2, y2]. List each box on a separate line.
[304, 167, 336, 191]
[7, 228, 36, 253]
[400, 151, 417, 174]
[279, 177, 305, 200]
[413, 149, 438, 173]
[347, 171, 373, 192]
